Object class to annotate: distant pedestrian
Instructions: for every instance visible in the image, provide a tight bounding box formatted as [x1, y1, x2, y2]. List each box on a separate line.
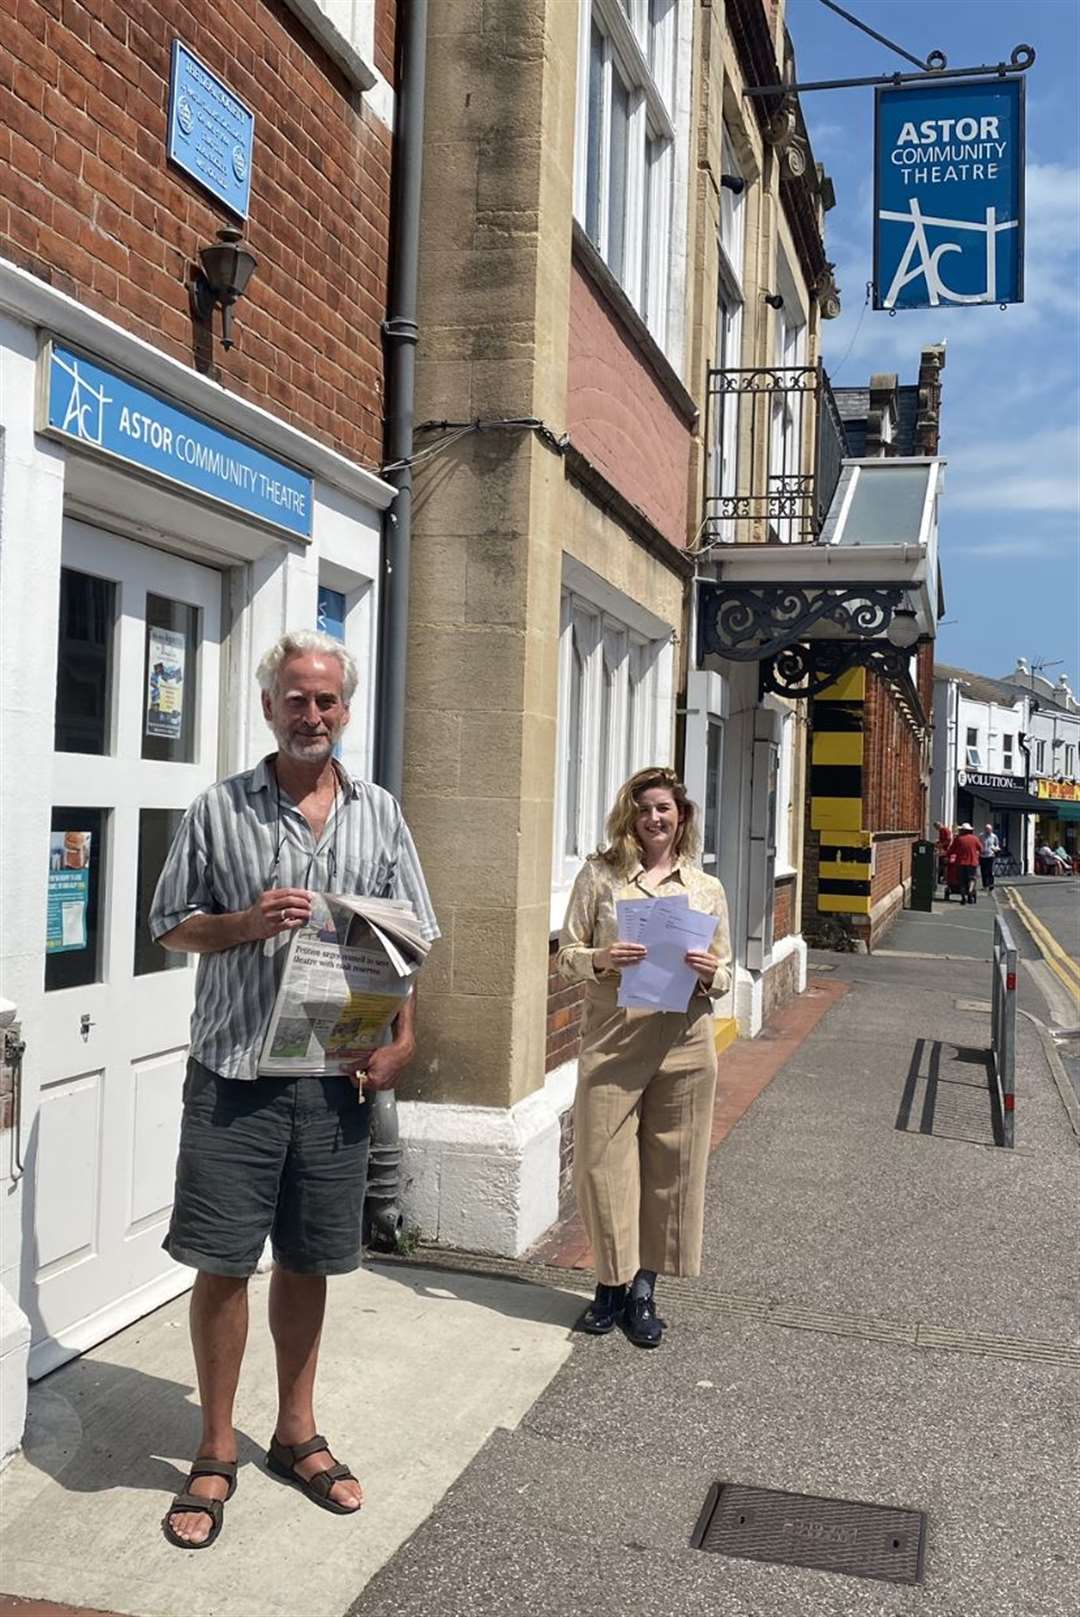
[950, 823, 982, 904]
[934, 822, 952, 888]
[557, 768, 731, 1349]
[979, 823, 1000, 891]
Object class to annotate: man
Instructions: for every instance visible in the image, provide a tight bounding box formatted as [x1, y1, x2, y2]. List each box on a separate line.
[950, 823, 982, 905]
[979, 823, 1001, 892]
[150, 630, 438, 1549]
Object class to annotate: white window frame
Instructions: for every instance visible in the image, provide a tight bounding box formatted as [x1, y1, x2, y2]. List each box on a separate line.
[775, 709, 796, 875]
[1066, 743, 1076, 778]
[574, 0, 680, 343]
[1035, 740, 1046, 773]
[709, 130, 745, 545]
[1002, 733, 1014, 773]
[553, 561, 674, 928]
[768, 254, 807, 544]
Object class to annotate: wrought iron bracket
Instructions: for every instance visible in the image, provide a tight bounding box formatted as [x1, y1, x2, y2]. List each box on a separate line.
[758, 640, 930, 739]
[697, 582, 905, 664]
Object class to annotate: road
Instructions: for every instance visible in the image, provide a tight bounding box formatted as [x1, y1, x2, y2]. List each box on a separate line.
[1000, 874, 1080, 1110]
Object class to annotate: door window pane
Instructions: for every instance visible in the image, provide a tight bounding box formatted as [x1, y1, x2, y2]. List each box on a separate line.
[55, 568, 116, 754]
[134, 809, 187, 976]
[565, 632, 585, 857]
[46, 807, 106, 992]
[142, 595, 199, 763]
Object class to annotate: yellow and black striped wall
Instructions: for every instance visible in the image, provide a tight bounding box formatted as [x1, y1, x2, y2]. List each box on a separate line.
[809, 667, 871, 916]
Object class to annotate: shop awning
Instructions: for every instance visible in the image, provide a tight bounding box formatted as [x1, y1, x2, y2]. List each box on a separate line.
[961, 785, 1045, 812]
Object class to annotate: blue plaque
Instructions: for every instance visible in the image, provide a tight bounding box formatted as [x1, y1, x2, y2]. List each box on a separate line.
[874, 79, 1024, 311]
[168, 40, 255, 218]
[43, 344, 313, 540]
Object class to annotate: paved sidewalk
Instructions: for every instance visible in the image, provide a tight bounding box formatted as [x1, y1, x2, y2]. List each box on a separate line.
[347, 939, 1080, 1617]
[3, 923, 1078, 1617]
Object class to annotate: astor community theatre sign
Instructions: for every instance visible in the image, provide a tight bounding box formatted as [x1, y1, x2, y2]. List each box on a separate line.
[874, 79, 1024, 311]
[40, 344, 312, 540]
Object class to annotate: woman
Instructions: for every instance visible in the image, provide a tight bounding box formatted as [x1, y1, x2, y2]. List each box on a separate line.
[557, 767, 731, 1349]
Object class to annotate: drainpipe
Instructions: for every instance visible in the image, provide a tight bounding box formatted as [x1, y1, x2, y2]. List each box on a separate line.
[367, 0, 428, 1253]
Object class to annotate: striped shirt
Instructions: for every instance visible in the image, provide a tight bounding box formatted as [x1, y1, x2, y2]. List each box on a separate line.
[150, 755, 439, 1081]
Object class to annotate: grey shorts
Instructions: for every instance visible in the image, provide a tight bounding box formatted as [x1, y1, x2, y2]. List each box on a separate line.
[164, 1058, 370, 1277]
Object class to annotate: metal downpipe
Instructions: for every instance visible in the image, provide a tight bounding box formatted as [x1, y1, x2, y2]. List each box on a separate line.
[367, 0, 428, 1252]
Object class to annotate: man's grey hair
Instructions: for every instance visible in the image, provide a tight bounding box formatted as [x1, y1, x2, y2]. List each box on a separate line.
[256, 630, 358, 705]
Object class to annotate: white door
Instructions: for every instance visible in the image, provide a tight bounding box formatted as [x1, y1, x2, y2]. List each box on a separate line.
[26, 520, 222, 1377]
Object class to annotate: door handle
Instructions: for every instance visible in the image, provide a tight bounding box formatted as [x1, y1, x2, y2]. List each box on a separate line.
[80, 1013, 96, 1040]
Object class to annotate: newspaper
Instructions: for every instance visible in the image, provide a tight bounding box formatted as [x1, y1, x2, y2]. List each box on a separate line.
[259, 892, 430, 1077]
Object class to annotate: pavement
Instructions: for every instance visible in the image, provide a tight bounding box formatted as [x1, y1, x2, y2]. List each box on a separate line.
[2, 890, 1079, 1617]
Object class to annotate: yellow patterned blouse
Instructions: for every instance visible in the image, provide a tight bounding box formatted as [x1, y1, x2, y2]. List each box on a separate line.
[556, 855, 732, 998]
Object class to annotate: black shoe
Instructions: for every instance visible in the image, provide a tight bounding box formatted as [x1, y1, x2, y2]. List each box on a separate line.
[621, 1290, 663, 1348]
[577, 1283, 626, 1335]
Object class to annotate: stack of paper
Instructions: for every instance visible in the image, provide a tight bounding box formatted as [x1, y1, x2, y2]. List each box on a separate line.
[615, 895, 718, 1012]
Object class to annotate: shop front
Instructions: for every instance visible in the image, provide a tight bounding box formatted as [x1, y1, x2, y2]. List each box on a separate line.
[0, 269, 394, 1412]
[955, 769, 1044, 876]
[1034, 781, 1080, 869]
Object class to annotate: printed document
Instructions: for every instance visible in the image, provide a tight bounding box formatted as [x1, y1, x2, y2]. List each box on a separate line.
[616, 895, 718, 1013]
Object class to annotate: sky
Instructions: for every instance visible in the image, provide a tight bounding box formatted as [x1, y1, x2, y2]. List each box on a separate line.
[786, 0, 1080, 694]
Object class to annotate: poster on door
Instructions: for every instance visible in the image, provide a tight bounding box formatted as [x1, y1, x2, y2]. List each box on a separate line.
[47, 832, 91, 953]
[146, 625, 186, 739]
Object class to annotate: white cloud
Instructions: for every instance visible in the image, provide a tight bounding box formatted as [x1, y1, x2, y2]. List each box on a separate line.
[947, 536, 1071, 559]
[947, 426, 1080, 513]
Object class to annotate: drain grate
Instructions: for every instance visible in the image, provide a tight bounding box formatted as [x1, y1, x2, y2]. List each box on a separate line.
[691, 1481, 926, 1585]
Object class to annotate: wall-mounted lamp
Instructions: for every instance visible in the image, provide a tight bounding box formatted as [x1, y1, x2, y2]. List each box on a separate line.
[763, 291, 784, 310]
[190, 226, 258, 351]
[887, 599, 921, 650]
[721, 173, 745, 195]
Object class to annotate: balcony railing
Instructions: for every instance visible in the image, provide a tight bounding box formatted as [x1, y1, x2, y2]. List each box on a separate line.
[703, 362, 848, 545]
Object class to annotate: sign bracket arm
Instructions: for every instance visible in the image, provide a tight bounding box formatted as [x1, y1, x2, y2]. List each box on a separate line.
[744, 43, 1035, 98]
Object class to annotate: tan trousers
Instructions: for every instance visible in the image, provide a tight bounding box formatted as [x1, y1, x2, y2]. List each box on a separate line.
[573, 980, 718, 1286]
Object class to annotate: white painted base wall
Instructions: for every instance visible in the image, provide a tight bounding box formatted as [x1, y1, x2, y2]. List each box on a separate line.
[0, 1282, 30, 1470]
[397, 1063, 578, 1258]
[733, 933, 808, 1037]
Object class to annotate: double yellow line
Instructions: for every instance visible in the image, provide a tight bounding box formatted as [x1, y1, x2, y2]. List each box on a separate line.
[1006, 887, 1080, 1005]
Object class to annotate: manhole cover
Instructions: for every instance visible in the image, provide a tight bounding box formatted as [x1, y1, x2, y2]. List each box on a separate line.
[691, 1481, 926, 1585]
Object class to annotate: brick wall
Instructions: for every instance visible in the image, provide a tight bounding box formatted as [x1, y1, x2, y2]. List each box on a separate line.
[863, 671, 925, 834]
[0, 0, 393, 466]
[374, 0, 395, 84]
[773, 873, 796, 941]
[567, 260, 691, 550]
[546, 938, 585, 1072]
[871, 833, 913, 905]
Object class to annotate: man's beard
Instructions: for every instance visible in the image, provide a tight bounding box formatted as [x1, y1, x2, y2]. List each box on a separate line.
[273, 725, 340, 763]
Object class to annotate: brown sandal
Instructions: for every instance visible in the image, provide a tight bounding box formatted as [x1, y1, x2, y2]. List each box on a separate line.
[162, 1457, 238, 1550]
[266, 1433, 362, 1515]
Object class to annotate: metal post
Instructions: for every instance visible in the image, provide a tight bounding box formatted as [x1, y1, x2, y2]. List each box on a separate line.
[991, 914, 1017, 1148]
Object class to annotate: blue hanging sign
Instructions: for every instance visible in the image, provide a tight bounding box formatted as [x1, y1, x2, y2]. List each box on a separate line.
[874, 79, 1024, 311]
[41, 343, 313, 540]
[167, 40, 255, 218]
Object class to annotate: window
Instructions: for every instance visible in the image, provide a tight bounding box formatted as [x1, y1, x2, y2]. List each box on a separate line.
[1002, 734, 1014, 772]
[1066, 744, 1076, 778]
[576, 0, 679, 341]
[965, 727, 981, 768]
[702, 719, 724, 869]
[1035, 740, 1046, 773]
[768, 276, 807, 543]
[709, 130, 745, 543]
[555, 582, 670, 898]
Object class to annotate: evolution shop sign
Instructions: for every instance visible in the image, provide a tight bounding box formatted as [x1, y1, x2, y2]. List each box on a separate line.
[874, 78, 1024, 311]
